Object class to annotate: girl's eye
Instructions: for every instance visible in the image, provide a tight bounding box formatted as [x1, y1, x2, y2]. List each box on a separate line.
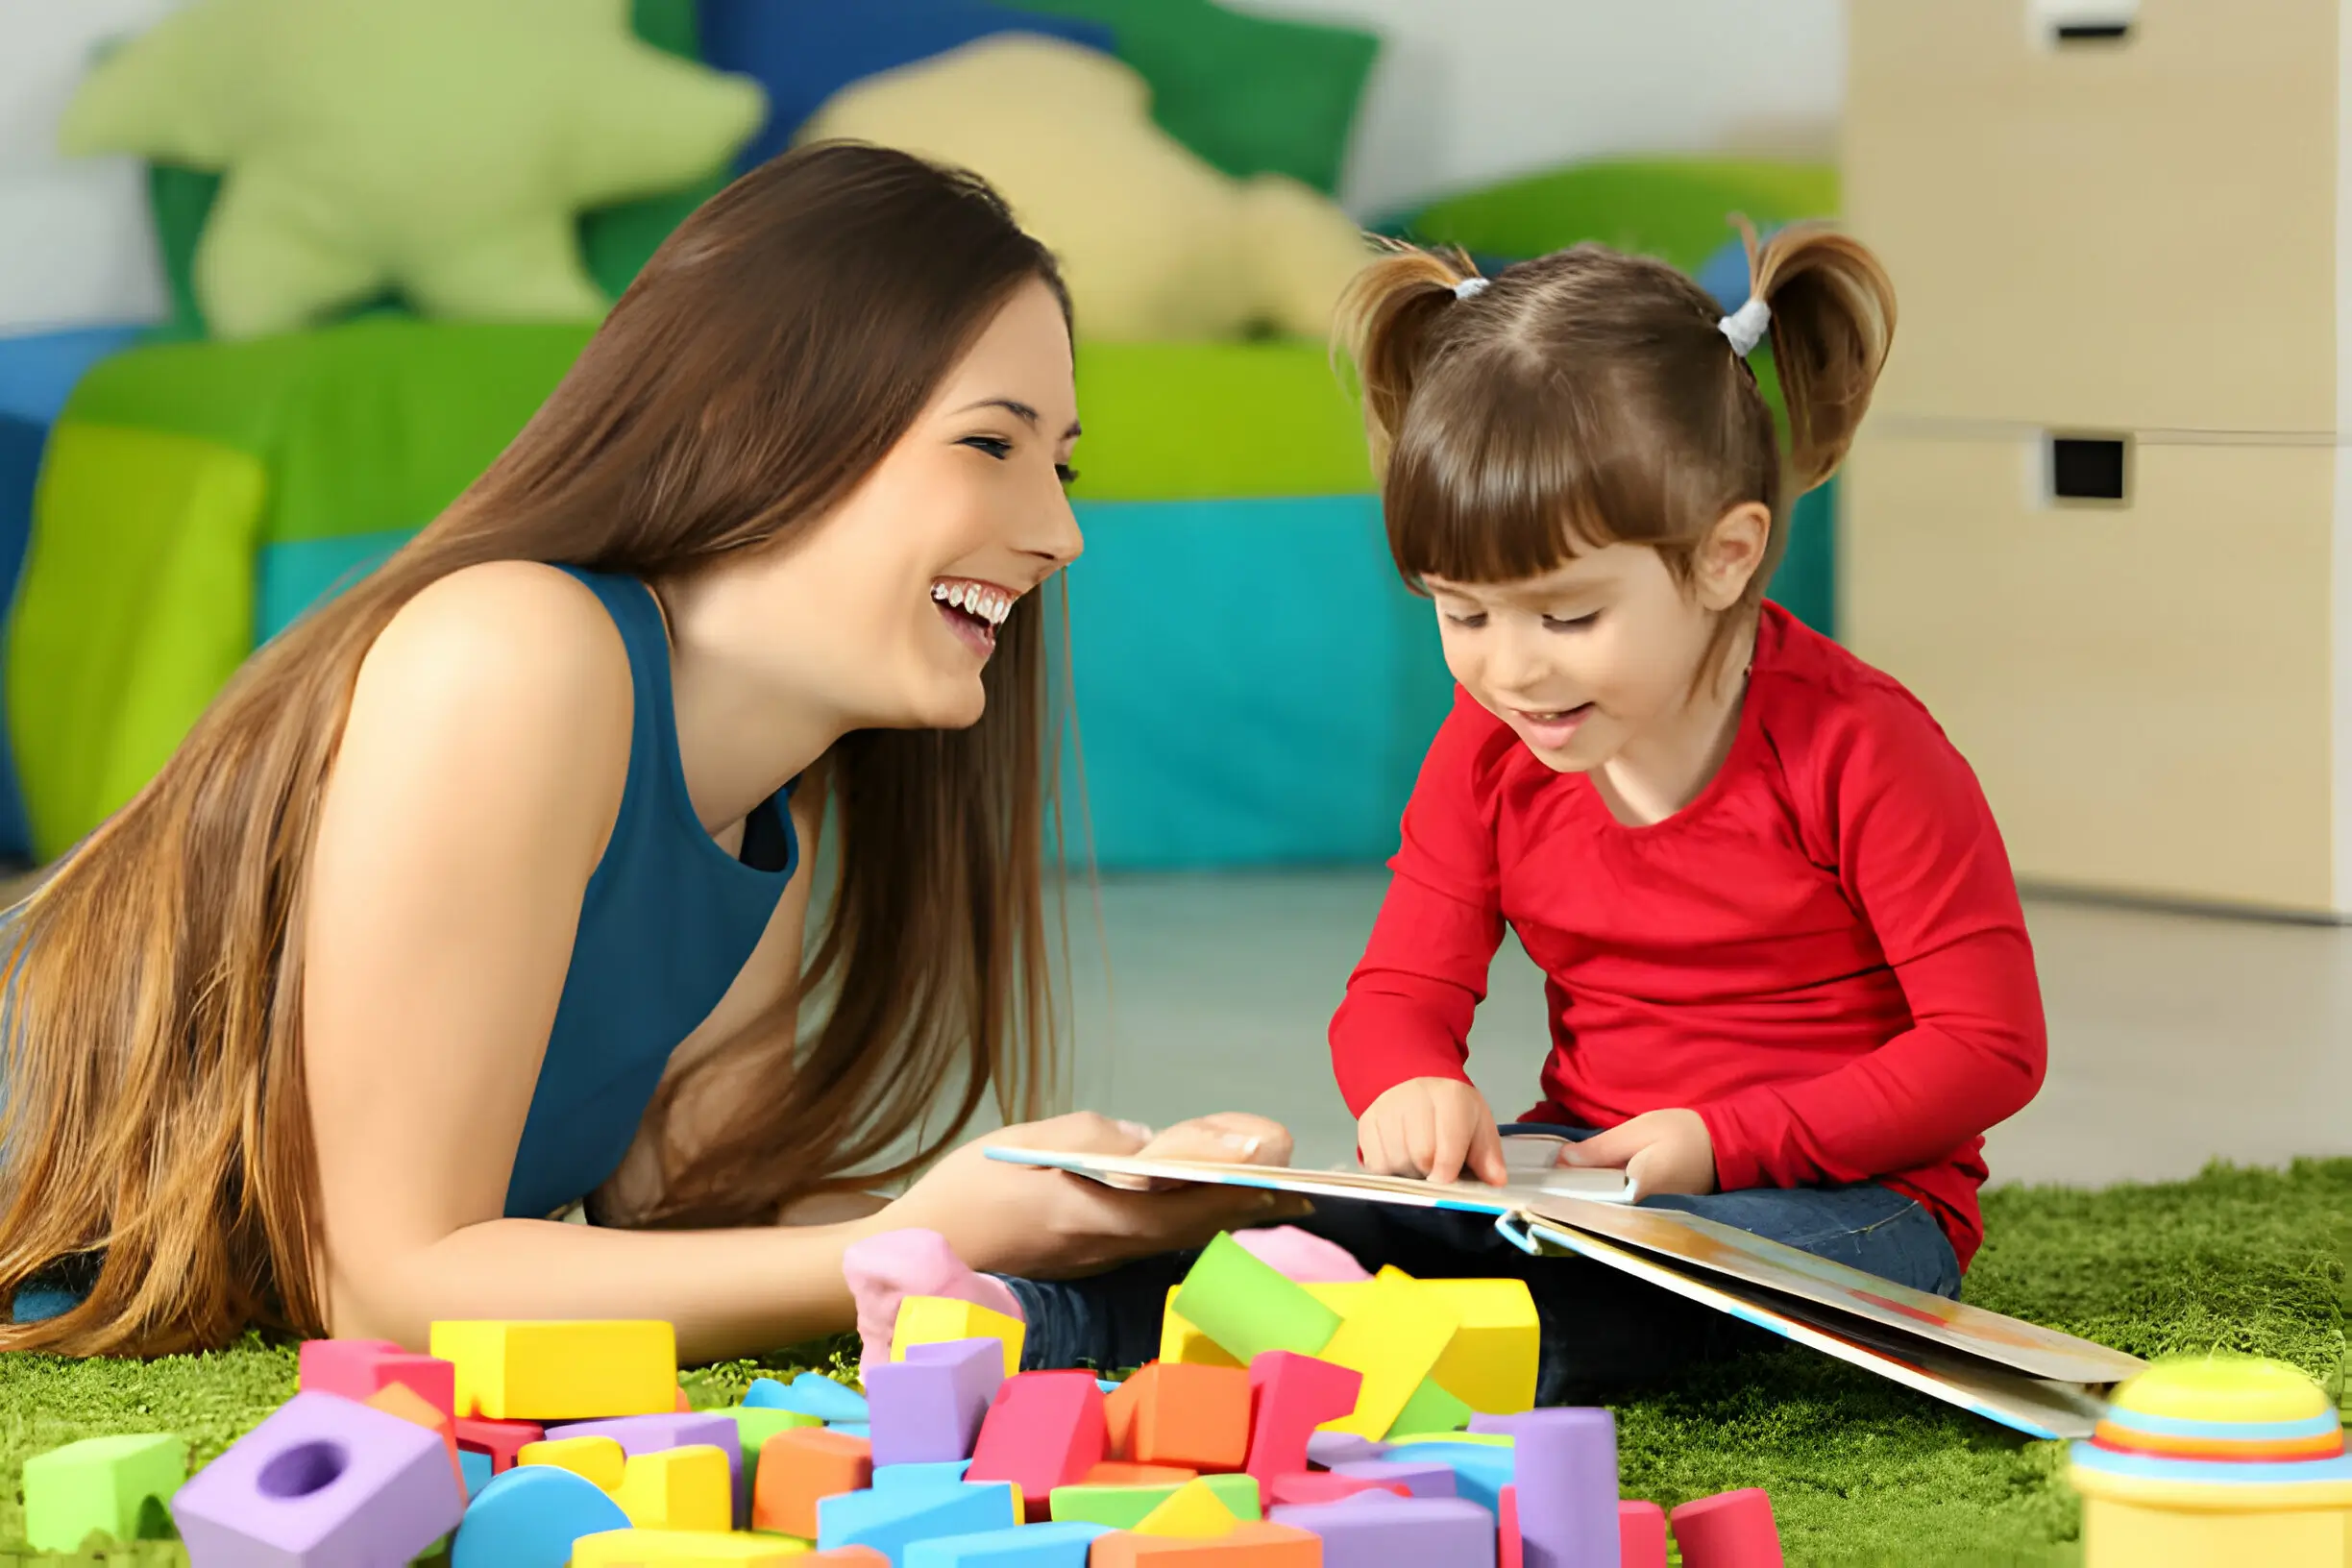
[1542, 612, 1600, 631]
[1443, 610, 1488, 628]
[962, 435, 1014, 460]
[1056, 464, 1079, 485]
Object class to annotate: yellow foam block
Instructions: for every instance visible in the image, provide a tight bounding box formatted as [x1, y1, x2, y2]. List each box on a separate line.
[613, 1444, 732, 1531]
[518, 1434, 626, 1492]
[1412, 1275, 1539, 1416]
[1311, 1274, 1461, 1440]
[572, 1528, 812, 1565]
[1302, 1282, 1377, 1314]
[1159, 1287, 1242, 1369]
[1134, 1477, 1243, 1539]
[430, 1320, 677, 1420]
[893, 1295, 1026, 1378]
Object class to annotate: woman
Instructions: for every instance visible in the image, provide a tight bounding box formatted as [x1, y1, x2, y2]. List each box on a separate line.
[0, 142, 1298, 1359]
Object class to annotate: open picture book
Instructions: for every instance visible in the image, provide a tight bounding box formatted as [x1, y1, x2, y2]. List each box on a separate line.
[988, 1133, 2144, 1440]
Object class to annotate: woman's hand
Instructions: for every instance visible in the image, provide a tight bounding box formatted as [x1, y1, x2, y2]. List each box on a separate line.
[883, 1112, 1310, 1281]
[1555, 1108, 1717, 1202]
[1357, 1077, 1509, 1186]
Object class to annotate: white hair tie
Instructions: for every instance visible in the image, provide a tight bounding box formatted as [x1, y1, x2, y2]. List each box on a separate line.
[1719, 295, 1771, 356]
[1454, 277, 1489, 301]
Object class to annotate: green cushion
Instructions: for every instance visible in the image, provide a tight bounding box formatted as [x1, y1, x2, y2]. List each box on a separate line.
[70, 0, 761, 340]
[1013, 0, 1379, 196]
[10, 423, 266, 860]
[1389, 158, 1839, 274]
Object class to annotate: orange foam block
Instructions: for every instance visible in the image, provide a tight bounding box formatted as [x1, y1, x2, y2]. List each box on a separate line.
[300, 1338, 456, 1424]
[363, 1383, 464, 1490]
[969, 1371, 1110, 1522]
[752, 1427, 874, 1539]
[1107, 1362, 1252, 1472]
[1087, 1520, 1322, 1564]
[1090, 1462, 1199, 1487]
[1242, 1352, 1361, 1486]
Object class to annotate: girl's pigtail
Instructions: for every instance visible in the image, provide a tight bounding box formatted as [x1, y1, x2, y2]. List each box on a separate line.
[1741, 217, 1898, 494]
[1334, 239, 1482, 475]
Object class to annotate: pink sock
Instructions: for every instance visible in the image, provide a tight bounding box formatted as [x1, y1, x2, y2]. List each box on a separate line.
[842, 1228, 1025, 1374]
[1233, 1225, 1372, 1284]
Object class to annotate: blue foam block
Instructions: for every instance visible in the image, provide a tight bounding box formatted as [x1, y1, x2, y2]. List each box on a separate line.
[458, 1448, 494, 1499]
[451, 1464, 631, 1568]
[818, 1481, 1021, 1561]
[877, 1460, 975, 1490]
[1375, 1442, 1513, 1514]
[743, 1372, 870, 1422]
[905, 1520, 1112, 1566]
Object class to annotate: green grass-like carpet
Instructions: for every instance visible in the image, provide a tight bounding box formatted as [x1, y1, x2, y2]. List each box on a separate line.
[1, 1160, 2344, 1567]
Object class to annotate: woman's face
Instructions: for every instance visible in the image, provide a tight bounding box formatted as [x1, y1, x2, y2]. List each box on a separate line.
[715, 278, 1085, 731]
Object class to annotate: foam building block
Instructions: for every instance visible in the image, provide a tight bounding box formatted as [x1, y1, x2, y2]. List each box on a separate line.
[1267, 1473, 1407, 1508]
[725, 1406, 828, 1513]
[808, 1553, 892, 1566]
[1483, 1410, 1617, 1568]
[550, 1411, 744, 1514]
[1373, 1442, 1511, 1514]
[1499, 1486, 1521, 1568]
[1170, 1235, 1342, 1365]
[450, 1463, 632, 1568]
[431, 1320, 677, 1420]
[895, 1295, 1028, 1379]
[879, 1460, 978, 1490]
[1159, 1291, 1244, 1370]
[870, 1337, 1008, 1466]
[171, 1390, 465, 1566]
[1085, 1520, 1322, 1565]
[1106, 1362, 1251, 1471]
[1668, 1488, 1783, 1568]
[817, 1479, 1022, 1557]
[298, 1337, 458, 1424]
[754, 1428, 876, 1539]
[1135, 1477, 1243, 1538]
[1616, 1501, 1669, 1568]
[1087, 1462, 1198, 1488]
[459, 1448, 495, 1498]
[1301, 1433, 1384, 1470]
[833, 1423, 874, 1439]
[1271, 1491, 1499, 1566]
[456, 1415, 546, 1473]
[613, 1444, 734, 1531]
[1329, 1459, 1456, 1499]
[364, 1381, 466, 1489]
[747, 1372, 872, 1423]
[520, 1435, 628, 1491]
[1311, 1273, 1461, 1439]
[1386, 1377, 1473, 1439]
[572, 1528, 819, 1565]
[968, 1371, 1110, 1521]
[1243, 1353, 1362, 1485]
[22, 1433, 185, 1553]
[1054, 1475, 1259, 1531]
[1412, 1278, 1539, 1416]
[903, 1520, 1113, 1565]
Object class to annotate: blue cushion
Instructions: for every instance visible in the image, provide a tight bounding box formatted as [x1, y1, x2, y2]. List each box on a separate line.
[700, 0, 1118, 172]
[0, 326, 150, 427]
[0, 415, 42, 861]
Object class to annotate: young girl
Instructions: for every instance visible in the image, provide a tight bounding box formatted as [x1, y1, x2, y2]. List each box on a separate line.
[968, 225, 2046, 1405]
[0, 142, 1298, 1359]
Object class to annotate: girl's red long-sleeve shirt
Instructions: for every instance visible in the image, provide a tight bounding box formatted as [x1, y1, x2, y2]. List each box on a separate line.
[1330, 603, 2046, 1269]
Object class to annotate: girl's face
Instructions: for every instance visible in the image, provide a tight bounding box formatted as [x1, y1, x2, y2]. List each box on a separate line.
[1424, 507, 1768, 775]
[707, 278, 1085, 731]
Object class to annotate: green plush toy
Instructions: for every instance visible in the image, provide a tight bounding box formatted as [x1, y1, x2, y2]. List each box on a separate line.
[61, 0, 766, 340]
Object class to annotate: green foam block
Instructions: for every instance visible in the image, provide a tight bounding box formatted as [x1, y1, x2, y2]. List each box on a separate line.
[717, 1406, 825, 1496]
[22, 1433, 186, 1553]
[1169, 1233, 1342, 1366]
[1387, 1377, 1474, 1440]
[1051, 1473, 1260, 1530]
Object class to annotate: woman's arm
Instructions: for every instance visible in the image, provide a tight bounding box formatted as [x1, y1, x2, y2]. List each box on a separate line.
[304, 564, 1280, 1357]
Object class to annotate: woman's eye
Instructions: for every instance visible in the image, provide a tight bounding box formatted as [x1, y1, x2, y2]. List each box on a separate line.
[1542, 612, 1600, 631]
[962, 435, 1014, 460]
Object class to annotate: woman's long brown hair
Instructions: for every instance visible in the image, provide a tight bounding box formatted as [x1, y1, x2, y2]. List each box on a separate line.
[0, 142, 1071, 1356]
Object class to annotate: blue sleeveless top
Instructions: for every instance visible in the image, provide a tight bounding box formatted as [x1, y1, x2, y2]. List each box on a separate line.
[503, 568, 798, 1220]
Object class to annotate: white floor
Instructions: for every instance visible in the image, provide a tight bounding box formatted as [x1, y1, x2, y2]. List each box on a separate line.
[1056, 870, 2352, 1189]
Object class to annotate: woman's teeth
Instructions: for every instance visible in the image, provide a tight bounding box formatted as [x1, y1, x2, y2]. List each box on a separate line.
[932, 580, 1014, 625]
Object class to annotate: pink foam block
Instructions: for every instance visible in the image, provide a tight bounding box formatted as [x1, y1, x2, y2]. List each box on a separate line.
[1500, 1484, 1523, 1568]
[868, 1338, 1005, 1468]
[1245, 1352, 1363, 1485]
[172, 1390, 465, 1566]
[1617, 1500, 1668, 1568]
[1266, 1471, 1410, 1507]
[966, 1371, 1108, 1521]
[453, 1416, 545, 1474]
[1669, 1487, 1782, 1568]
[1270, 1492, 1499, 1566]
[296, 1339, 456, 1426]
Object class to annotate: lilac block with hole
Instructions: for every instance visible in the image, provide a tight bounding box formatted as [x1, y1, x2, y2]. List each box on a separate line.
[1330, 1459, 1458, 1499]
[867, 1338, 1005, 1467]
[544, 1412, 742, 1523]
[1270, 1493, 1498, 1567]
[1475, 1409, 1619, 1568]
[171, 1390, 465, 1567]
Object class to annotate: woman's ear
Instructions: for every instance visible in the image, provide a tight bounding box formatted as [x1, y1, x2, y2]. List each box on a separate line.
[1694, 502, 1772, 611]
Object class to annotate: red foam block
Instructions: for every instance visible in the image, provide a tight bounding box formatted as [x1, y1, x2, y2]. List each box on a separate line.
[1267, 1471, 1409, 1507]
[298, 1338, 456, 1425]
[453, 1416, 545, 1474]
[967, 1370, 1109, 1522]
[1500, 1482, 1522, 1568]
[1243, 1351, 1361, 1486]
[1671, 1486, 1783, 1568]
[1619, 1499, 1668, 1568]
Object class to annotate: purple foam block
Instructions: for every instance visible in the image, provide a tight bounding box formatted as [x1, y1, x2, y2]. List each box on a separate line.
[1270, 1493, 1498, 1567]
[1305, 1432, 1388, 1469]
[1477, 1409, 1618, 1568]
[1330, 1459, 1458, 1500]
[172, 1391, 465, 1567]
[867, 1339, 1004, 1467]
[544, 1412, 741, 1523]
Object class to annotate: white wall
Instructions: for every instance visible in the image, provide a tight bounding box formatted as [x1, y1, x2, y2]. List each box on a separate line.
[1229, 0, 1846, 219]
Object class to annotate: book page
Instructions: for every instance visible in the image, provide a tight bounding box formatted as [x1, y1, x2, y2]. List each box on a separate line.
[987, 1147, 1630, 1209]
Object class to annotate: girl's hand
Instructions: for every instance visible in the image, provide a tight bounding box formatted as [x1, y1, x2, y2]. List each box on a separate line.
[1357, 1078, 1509, 1187]
[884, 1112, 1310, 1282]
[1555, 1109, 1718, 1202]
